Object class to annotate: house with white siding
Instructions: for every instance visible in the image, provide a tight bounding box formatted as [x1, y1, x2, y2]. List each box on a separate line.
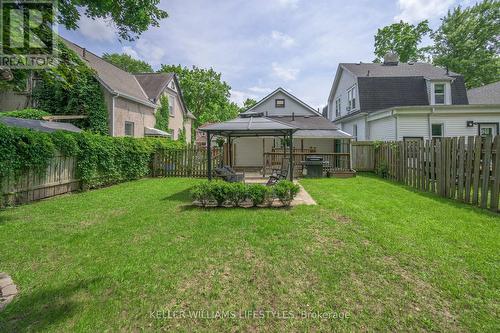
[325, 54, 500, 141]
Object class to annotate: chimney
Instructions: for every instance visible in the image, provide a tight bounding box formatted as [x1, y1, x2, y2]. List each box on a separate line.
[383, 52, 399, 66]
[82, 48, 87, 59]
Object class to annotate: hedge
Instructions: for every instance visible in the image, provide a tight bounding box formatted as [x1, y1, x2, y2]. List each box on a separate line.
[190, 181, 300, 208]
[0, 124, 184, 189]
[0, 108, 51, 120]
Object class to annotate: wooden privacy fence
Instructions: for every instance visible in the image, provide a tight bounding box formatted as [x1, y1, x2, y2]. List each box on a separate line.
[151, 146, 224, 177]
[351, 141, 375, 171]
[373, 136, 500, 212]
[1, 154, 80, 206]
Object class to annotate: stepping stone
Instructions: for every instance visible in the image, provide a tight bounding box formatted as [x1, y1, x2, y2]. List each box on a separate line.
[1, 284, 17, 297]
[0, 277, 13, 288]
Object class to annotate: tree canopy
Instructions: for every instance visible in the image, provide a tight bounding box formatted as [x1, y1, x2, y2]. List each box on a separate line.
[431, 0, 500, 88]
[159, 65, 239, 127]
[57, 0, 168, 41]
[374, 20, 431, 62]
[102, 53, 153, 73]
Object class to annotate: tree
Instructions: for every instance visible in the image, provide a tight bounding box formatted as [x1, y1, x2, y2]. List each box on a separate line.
[57, 0, 168, 41]
[374, 20, 431, 62]
[431, 0, 500, 88]
[241, 98, 257, 112]
[158, 65, 239, 127]
[102, 53, 153, 73]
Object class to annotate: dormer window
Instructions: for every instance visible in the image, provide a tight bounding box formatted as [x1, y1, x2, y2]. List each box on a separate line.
[434, 84, 445, 104]
[275, 99, 285, 108]
[347, 86, 356, 112]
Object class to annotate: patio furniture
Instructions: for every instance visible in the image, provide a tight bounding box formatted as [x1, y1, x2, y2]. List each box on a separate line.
[266, 158, 289, 186]
[215, 166, 245, 183]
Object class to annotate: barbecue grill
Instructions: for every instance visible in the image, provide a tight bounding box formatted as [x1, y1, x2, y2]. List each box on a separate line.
[302, 155, 324, 178]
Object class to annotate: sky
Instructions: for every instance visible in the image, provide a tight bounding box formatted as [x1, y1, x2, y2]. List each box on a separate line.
[59, 0, 478, 110]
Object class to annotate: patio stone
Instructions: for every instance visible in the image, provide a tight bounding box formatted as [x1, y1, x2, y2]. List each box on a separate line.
[1, 284, 17, 297]
[0, 277, 13, 288]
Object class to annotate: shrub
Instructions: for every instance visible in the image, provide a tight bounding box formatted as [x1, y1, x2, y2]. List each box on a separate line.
[226, 182, 248, 207]
[376, 162, 389, 179]
[0, 108, 51, 120]
[190, 182, 213, 207]
[274, 181, 300, 207]
[247, 184, 268, 207]
[208, 180, 230, 206]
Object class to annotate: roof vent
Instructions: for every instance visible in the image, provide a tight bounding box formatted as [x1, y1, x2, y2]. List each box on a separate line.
[383, 52, 399, 66]
[82, 48, 86, 59]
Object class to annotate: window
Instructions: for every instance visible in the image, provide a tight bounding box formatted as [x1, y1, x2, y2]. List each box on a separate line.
[168, 95, 174, 115]
[352, 124, 358, 141]
[347, 86, 356, 112]
[124, 122, 134, 137]
[434, 83, 445, 104]
[335, 98, 341, 117]
[431, 124, 443, 138]
[275, 99, 285, 108]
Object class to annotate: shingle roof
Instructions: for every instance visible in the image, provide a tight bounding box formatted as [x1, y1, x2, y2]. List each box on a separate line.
[467, 81, 500, 104]
[61, 37, 154, 107]
[0, 117, 82, 133]
[341, 62, 458, 80]
[134, 73, 175, 101]
[357, 77, 429, 113]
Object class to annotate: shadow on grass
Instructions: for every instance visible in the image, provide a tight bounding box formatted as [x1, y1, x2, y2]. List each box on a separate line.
[162, 188, 192, 203]
[0, 278, 101, 332]
[364, 173, 499, 217]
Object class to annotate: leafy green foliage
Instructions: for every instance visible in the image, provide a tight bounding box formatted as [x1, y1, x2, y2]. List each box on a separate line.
[0, 109, 51, 120]
[430, 0, 500, 88]
[226, 182, 248, 207]
[190, 182, 213, 207]
[102, 53, 154, 73]
[374, 20, 431, 62]
[0, 125, 184, 189]
[57, 0, 168, 41]
[32, 39, 109, 134]
[274, 181, 300, 207]
[159, 65, 239, 127]
[155, 95, 170, 132]
[247, 184, 271, 207]
[241, 98, 258, 112]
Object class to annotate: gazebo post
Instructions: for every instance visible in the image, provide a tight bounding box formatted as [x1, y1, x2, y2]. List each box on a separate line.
[289, 130, 294, 181]
[207, 132, 212, 180]
[227, 134, 232, 167]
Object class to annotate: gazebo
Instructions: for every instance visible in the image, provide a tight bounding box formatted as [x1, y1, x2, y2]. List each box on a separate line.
[199, 112, 298, 180]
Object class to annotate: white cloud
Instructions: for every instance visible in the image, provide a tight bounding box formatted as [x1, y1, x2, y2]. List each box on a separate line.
[275, 0, 300, 9]
[248, 86, 273, 94]
[230, 90, 259, 106]
[272, 63, 299, 81]
[123, 39, 166, 66]
[77, 15, 116, 42]
[122, 46, 140, 59]
[271, 31, 296, 48]
[395, 0, 456, 23]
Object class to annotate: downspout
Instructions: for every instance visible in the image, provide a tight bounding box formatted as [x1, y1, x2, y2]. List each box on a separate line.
[393, 110, 398, 141]
[111, 95, 116, 136]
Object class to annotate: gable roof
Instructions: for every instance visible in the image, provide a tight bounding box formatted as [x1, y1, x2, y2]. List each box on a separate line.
[134, 73, 196, 119]
[134, 72, 175, 102]
[243, 88, 321, 116]
[468, 81, 500, 104]
[61, 37, 156, 108]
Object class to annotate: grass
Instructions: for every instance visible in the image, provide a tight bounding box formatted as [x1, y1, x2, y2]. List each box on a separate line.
[0, 174, 498, 332]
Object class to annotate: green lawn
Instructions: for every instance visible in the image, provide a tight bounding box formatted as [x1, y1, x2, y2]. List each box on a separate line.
[0, 175, 498, 332]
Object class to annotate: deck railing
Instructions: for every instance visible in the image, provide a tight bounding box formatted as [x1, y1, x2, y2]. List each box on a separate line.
[263, 152, 351, 177]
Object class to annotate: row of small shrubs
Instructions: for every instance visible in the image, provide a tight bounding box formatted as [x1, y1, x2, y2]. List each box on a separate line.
[0, 123, 184, 189]
[190, 180, 301, 208]
[0, 108, 51, 120]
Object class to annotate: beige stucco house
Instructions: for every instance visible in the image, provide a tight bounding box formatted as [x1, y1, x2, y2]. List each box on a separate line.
[0, 38, 194, 143]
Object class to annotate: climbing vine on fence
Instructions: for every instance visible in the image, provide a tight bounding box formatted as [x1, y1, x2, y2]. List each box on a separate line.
[0, 124, 184, 188]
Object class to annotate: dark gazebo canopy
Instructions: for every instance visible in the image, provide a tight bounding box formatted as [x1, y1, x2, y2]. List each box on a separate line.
[199, 113, 298, 180]
[199, 113, 298, 137]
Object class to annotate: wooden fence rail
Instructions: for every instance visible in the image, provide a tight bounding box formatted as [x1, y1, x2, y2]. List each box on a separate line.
[372, 136, 499, 213]
[151, 146, 224, 178]
[1, 146, 224, 207]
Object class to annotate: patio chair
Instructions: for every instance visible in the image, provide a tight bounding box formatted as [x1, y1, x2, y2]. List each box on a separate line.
[266, 157, 289, 186]
[214, 166, 245, 183]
